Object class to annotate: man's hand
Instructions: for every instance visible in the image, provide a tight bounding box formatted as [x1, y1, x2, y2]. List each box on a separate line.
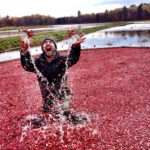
[72, 34, 86, 48]
[20, 39, 29, 54]
[65, 30, 86, 48]
[20, 29, 33, 54]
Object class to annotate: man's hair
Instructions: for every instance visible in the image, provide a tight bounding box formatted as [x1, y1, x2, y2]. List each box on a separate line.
[41, 37, 57, 51]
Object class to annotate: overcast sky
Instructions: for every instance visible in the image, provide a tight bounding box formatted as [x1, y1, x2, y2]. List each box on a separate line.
[0, 0, 150, 18]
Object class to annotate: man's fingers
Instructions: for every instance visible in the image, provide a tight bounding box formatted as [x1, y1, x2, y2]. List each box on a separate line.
[80, 37, 86, 41]
[77, 37, 86, 43]
[65, 30, 86, 45]
[77, 35, 86, 40]
[79, 34, 84, 38]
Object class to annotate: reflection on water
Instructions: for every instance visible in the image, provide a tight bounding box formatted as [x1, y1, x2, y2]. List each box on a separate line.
[1, 30, 150, 62]
[113, 30, 150, 38]
[83, 30, 150, 49]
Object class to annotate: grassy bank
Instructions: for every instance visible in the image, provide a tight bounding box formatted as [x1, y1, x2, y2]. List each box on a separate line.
[0, 22, 128, 52]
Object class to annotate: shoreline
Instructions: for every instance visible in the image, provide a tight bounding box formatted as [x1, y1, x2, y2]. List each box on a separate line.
[0, 46, 150, 64]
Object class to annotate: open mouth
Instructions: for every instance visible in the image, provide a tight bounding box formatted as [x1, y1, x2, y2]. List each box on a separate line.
[46, 47, 52, 52]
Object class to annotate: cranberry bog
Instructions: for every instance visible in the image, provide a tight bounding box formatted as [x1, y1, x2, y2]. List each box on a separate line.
[0, 47, 150, 149]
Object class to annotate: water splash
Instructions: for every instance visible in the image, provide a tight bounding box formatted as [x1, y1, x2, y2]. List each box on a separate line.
[19, 29, 89, 119]
[19, 30, 96, 148]
[19, 111, 94, 147]
[20, 30, 62, 114]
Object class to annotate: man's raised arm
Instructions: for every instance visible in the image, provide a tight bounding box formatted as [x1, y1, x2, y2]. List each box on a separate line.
[67, 34, 85, 67]
[20, 40, 36, 73]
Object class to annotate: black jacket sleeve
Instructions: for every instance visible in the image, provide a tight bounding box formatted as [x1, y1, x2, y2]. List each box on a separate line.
[67, 44, 81, 68]
[20, 50, 36, 73]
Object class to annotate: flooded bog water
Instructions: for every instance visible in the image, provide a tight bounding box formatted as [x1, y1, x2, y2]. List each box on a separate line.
[82, 22, 150, 48]
[83, 30, 150, 49]
[1, 22, 150, 62]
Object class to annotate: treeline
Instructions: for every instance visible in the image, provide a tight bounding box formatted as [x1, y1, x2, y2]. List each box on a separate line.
[0, 3, 150, 27]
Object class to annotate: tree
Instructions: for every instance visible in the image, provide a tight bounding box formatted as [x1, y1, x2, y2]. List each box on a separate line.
[137, 4, 143, 20]
[123, 6, 128, 21]
[128, 5, 137, 20]
[96, 13, 100, 22]
[104, 10, 108, 22]
[78, 10, 81, 17]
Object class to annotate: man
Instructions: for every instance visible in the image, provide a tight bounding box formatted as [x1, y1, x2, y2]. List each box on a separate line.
[20, 32, 85, 125]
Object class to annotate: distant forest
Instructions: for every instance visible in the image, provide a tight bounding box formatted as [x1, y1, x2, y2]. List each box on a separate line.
[0, 3, 150, 27]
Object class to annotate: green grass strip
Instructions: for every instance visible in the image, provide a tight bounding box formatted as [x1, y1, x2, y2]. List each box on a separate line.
[0, 22, 128, 52]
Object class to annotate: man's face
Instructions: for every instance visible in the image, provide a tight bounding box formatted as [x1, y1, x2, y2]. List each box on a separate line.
[42, 40, 56, 58]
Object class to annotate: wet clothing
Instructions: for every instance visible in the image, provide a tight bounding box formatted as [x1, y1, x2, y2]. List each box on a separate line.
[20, 45, 81, 113]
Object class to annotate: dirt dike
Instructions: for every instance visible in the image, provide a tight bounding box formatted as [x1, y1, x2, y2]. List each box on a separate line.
[0, 47, 150, 149]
